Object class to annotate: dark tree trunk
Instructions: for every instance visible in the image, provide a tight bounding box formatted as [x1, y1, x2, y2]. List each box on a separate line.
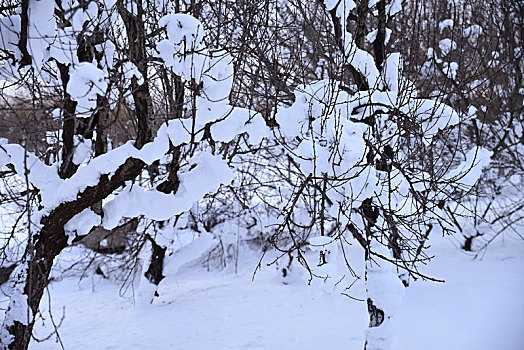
[367, 298, 385, 328]
[2, 157, 149, 349]
[144, 236, 167, 286]
[372, 0, 387, 70]
[4, 226, 68, 350]
[57, 62, 79, 179]
[18, 0, 31, 67]
[2, 1, 155, 349]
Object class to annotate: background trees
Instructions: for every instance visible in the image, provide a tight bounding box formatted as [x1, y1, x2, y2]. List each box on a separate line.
[394, 0, 524, 251]
[0, 0, 522, 349]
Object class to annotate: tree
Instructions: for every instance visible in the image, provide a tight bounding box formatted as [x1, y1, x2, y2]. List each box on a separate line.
[394, 0, 524, 251]
[0, 1, 520, 349]
[259, 1, 493, 348]
[0, 1, 267, 348]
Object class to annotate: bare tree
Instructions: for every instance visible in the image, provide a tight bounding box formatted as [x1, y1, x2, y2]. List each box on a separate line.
[0, 1, 521, 349]
[0, 1, 268, 348]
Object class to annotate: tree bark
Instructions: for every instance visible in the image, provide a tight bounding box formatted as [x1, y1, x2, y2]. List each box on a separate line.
[144, 236, 167, 286]
[1, 2, 154, 347]
[2, 155, 149, 349]
[18, 0, 31, 67]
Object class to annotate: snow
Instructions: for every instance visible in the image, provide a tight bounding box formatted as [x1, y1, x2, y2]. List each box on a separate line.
[275, 81, 330, 138]
[393, 236, 524, 350]
[1, 143, 62, 195]
[159, 14, 204, 48]
[0, 15, 21, 62]
[445, 147, 493, 187]
[243, 114, 269, 144]
[325, 0, 381, 88]
[102, 152, 234, 228]
[64, 208, 101, 243]
[121, 62, 143, 85]
[202, 51, 234, 101]
[384, 53, 401, 91]
[438, 38, 457, 56]
[443, 61, 459, 80]
[439, 19, 454, 32]
[72, 137, 92, 165]
[324, 0, 340, 10]
[155, 15, 268, 145]
[210, 108, 251, 142]
[27, 0, 55, 70]
[29, 268, 368, 349]
[386, 0, 403, 17]
[161, 232, 216, 278]
[0, 8, 268, 251]
[1, 113, 243, 223]
[0, 265, 31, 347]
[308, 236, 343, 292]
[0, 139, 10, 167]
[351, 49, 381, 88]
[334, 0, 356, 18]
[1, 2, 522, 349]
[364, 237, 405, 350]
[11, 234, 523, 350]
[156, 14, 206, 82]
[366, 28, 392, 46]
[463, 25, 483, 43]
[70, 1, 99, 34]
[308, 236, 333, 246]
[414, 98, 460, 144]
[366, 321, 395, 350]
[366, 240, 405, 317]
[67, 63, 108, 115]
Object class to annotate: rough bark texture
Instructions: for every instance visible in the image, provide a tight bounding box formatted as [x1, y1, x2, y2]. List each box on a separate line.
[5, 224, 68, 349]
[0, 265, 16, 286]
[117, 0, 153, 149]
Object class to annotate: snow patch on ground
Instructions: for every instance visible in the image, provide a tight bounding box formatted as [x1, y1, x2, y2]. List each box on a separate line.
[0, 235, 521, 350]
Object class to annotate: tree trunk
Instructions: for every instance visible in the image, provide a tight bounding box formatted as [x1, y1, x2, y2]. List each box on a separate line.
[361, 199, 404, 350]
[144, 236, 167, 286]
[1, 2, 155, 347]
[1, 226, 67, 350]
[1, 156, 149, 349]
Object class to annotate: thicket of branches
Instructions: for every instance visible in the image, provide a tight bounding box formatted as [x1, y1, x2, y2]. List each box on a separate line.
[0, 1, 522, 349]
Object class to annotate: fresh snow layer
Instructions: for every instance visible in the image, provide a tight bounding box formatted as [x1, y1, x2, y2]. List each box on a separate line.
[393, 236, 524, 350]
[1, 235, 521, 350]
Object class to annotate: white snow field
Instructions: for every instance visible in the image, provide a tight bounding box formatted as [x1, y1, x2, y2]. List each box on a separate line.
[7, 234, 523, 350]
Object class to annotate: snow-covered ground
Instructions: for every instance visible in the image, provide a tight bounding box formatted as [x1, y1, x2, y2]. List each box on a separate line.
[4, 234, 523, 350]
